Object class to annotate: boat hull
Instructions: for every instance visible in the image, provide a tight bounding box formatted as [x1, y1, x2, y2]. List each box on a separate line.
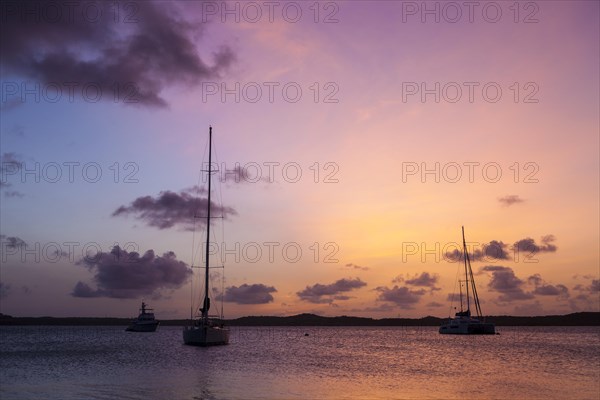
[183, 325, 230, 346]
[439, 319, 496, 335]
[126, 321, 160, 332]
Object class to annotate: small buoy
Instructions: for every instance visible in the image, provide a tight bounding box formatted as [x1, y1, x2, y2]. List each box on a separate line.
[304, 333, 309, 336]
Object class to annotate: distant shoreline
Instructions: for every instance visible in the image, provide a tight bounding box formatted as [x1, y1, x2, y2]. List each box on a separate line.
[1, 312, 598, 326]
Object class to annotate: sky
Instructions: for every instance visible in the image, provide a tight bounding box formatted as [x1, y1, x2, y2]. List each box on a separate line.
[0, 0, 598, 319]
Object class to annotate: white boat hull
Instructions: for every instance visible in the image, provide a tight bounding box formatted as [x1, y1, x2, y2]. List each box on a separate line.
[183, 325, 230, 346]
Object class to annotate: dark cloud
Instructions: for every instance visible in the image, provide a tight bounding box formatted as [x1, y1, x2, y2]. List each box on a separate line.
[344, 263, 369, 271]
[527, 273, 543, 286]
[394, 272, 441, 292]
[512, 235, 557, 254]
[533, 284, 569, 297]
[527, 273, 569, 298]
[375, 286, 426, 309]
[71, 282, 97, 297]
[72, 245, 191, 298]
[480, 265, 534, 302]
[445, 235, 557, 263]
[568, 277, 599, 312]
[498, 195, 525, 206]
[0, 234, 27, 249]
[112, 187, 236, 230]
[297, 278, 366, 304]
[482, 240, 511, 260]
[444, 240, 509, 262]
[1, 0, 235, 108]
[573, 279, 599, 293]
[333, 295, 351, 301]
[426, 301, 443, 308]
[218, 283, 277, 304]
[405, 272, 440, 288]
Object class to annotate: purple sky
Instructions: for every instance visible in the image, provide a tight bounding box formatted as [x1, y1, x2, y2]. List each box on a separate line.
[1, 1, 598, 318]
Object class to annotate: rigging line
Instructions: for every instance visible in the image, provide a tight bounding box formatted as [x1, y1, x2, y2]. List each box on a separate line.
[214, 164, 227, 270]
[450, 254, 461, 317]
[469, 257, 483, 318]
[194, 225, 207, 316]
[208, 214, 220, 300]
[209, 133, 227, 320]
[190, 191, 199, 321]
[212, 140, 227, 320]
[210, 135, 220, 194]
[213, 138, 226, 214]
[218, 214, 226, 318]
[190, 228, 194, 321]
[463, 227, 471, 313]
[190, 204, 199, 321]
[201, 133, 210, 185]
[221, 267, 225, 319]
[189, 265, 193, 320]
[190, 130, 211, 320]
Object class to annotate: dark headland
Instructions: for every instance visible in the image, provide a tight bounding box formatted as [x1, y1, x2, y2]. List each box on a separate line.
[1, 312, 598, 326]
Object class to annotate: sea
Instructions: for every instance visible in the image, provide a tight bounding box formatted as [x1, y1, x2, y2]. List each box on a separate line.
[1, 325, 598, 399]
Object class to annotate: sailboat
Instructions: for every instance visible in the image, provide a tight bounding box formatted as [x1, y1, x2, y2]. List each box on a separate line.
[439, 227, 496, 335]
[125, 302, 160, 332]
[183, 126, 230, 346]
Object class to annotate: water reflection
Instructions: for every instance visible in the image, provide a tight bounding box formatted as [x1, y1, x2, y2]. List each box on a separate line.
[1, 326, 598, 399]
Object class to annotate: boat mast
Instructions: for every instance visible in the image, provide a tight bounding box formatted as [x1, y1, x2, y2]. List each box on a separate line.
[467, 242, 483, 319]
[203, 126, 213, 325]
[462, 226, 471, 314]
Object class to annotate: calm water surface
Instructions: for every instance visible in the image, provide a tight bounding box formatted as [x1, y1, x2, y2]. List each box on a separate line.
[1, 326, 598, 399]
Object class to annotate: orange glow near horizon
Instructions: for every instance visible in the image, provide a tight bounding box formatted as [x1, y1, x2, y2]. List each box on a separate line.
[0, 1, 598, 319]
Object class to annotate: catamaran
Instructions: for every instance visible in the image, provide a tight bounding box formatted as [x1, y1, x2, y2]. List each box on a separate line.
[439, 227, 496, 335]
[183, 126, 230, 346]
[125, 302, 160, 332]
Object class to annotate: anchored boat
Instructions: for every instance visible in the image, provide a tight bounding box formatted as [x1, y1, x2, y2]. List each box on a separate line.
[439, 227, 496, 335]
[183, 126, 230, 346]
[125, 302, 160, 332]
